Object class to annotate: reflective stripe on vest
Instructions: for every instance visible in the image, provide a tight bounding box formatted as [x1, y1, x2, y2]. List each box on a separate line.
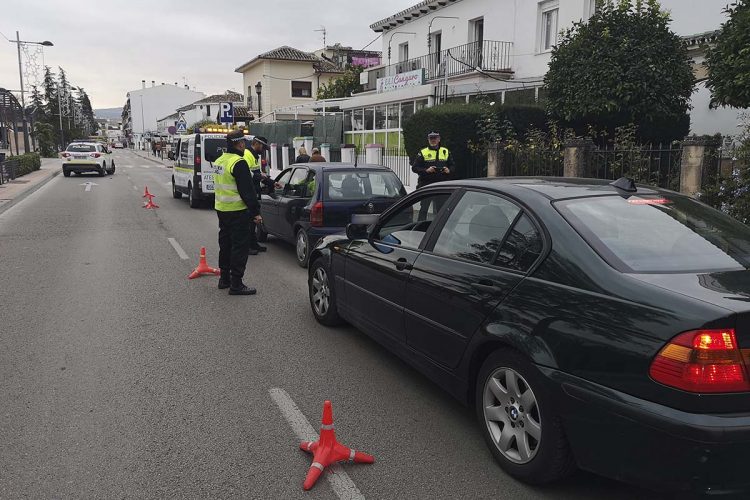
[420, 147, 449, 162]
[244, 150, 261, 171]
[213, 153, 248, 212]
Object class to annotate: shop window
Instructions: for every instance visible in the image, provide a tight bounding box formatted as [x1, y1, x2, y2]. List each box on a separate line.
[386, 104, 400, 129]
[365, 108, 375, 131]
[401, 101, 415, 124]
[375, 105, 386, 130]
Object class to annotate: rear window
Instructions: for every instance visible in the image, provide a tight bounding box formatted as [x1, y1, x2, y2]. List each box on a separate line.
[324, 171, 404, 201]
[556, 195, 750, 273]
[203, 138, 226, 162]
[67, 144, 96, 152]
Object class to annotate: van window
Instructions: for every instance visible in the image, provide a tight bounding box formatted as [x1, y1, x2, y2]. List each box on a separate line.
[204, 138, 225, 162]
[179, 140, 189, 163]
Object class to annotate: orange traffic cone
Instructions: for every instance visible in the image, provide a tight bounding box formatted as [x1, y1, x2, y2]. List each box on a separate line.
[143, 193, 159, 209]
[299, 400, 374, 491]
[143, 186, 152, 198]
[188, 247, 221, 279]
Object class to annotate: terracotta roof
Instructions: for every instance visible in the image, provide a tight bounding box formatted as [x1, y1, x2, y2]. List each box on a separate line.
[233, 106, 252, 119]
[235, 46, 344, 73]
[176, 92, 244, 111]
[370, 0, 464, 32]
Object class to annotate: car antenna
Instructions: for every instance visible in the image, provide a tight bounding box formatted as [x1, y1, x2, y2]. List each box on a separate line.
[610, 177, 637, 193]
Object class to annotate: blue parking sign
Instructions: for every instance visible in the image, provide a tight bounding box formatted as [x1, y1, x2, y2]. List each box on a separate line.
[219, 102, 234, 124]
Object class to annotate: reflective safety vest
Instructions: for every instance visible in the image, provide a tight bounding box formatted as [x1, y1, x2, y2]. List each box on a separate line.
[213, 153, 248, 212]
[420, 146, 450, 164]
[244, 149, 261, 171]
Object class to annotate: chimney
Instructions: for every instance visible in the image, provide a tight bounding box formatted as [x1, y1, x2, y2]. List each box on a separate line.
[174, 82, 178, 86]
[184, 85, 189, 89]
[161, 82, 165, 85]
[151, 80, 155, 87]
[141, 80, 146, 89]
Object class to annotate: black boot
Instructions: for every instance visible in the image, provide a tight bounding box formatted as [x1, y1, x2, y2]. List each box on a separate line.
[251, 244, 267, 253]
[248, 247, 259, 256]
[218, 270, 230, 290]
[229, 277, 256, 296]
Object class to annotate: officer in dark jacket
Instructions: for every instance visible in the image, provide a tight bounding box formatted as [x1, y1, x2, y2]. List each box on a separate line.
[214, 130, 261, 295]
[411, 131, 455, 188]
[244, 136, 275, 255]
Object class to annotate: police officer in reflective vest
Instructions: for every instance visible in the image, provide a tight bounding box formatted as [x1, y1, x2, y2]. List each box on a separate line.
[243, 136, 272, 255]
[214, 130, 262, 295]
[411, 131, 455, 189]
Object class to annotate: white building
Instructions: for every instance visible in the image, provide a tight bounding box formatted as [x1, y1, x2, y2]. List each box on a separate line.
[175, 91, 245, 128]
[343, 0, 743, 153]
[125, 81, 204, 147]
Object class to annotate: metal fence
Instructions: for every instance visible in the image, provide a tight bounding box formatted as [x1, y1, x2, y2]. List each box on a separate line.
[587, 144, 682, 190]
[381, 148, 412, 187]
[0, 158, 18, 185]
[501, 148, 563, 177]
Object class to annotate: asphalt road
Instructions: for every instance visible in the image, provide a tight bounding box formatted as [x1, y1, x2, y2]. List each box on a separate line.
[0, 149, 665, 499]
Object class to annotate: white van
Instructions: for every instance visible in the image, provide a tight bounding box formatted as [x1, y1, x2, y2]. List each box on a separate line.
[171, 132, 229, 208]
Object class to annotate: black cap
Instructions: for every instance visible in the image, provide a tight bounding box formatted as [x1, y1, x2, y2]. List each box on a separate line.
[427, 131, 440, 138]
[253, 136, 270, 150]
[226, 130, 245, 149]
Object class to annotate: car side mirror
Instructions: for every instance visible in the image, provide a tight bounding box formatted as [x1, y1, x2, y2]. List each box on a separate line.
[346, 223, 369, 240]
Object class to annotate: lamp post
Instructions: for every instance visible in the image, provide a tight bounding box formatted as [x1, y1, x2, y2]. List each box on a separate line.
[387, 31, 416, 67]
[427, 16, 459, 53]
[255, 81, 262, 118]
[10, 32, 53, 153]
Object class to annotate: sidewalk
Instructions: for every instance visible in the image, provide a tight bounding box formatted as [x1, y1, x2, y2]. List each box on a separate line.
[0, 158, 61, 214]
[131, 149, 172, 168]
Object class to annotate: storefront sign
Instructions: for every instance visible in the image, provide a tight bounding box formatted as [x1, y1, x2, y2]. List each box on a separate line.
[376, 69, 425, 94]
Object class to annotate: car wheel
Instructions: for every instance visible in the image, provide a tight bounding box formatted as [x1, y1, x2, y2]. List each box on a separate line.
[172, 178, 182, 199]
[296, 228, 310, 268]
[256, 223, 268, 242]
[476, 349, 575, 485]
[99, 162, 106, 177]
[309, 257, 343, 326]
[188, 183, 200, 208]
[108, 161, 116, 175]
[63, 169, 70, 178]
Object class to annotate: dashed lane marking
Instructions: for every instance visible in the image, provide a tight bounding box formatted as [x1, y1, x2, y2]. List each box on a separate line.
[167, 238, 189, 260]
[269, 388, 366, 500]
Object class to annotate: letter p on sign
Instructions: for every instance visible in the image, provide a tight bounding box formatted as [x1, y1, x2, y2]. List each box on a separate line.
[219, 102, 234, 124]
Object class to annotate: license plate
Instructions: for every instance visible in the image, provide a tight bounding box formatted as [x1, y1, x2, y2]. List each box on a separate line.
[74, 155, 87, 159]
[204, 183, 214, 191]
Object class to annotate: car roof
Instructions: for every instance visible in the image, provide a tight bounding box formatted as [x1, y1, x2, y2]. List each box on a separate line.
[438, 176, 666, 200]
[289, 162, 394, 172]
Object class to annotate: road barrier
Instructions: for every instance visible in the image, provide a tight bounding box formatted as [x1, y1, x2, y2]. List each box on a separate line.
[188, 247, 220, 280]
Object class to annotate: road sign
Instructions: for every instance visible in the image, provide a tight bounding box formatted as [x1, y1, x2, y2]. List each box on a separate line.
[176, 113, 188, 134]
[219, 102, 234, 124]
[167, 126, 176, 135]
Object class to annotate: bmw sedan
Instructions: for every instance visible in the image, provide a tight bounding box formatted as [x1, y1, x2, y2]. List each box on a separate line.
[307, 177, 750, 495]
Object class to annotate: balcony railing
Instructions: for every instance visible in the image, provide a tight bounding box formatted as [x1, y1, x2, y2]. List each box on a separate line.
[364, 40, 513, 91]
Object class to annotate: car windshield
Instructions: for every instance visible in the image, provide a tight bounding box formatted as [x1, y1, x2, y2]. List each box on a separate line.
[556, 194, 750, 273]
[324, 171, 404, 201]
[67, 144, 96, 152]
[203, 139, 226, 162]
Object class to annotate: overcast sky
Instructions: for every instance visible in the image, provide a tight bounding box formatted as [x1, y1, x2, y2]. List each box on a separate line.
[1, 0, 409, 109]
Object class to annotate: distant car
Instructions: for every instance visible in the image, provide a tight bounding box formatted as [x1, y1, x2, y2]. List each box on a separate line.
[308, 176, 750, 496]
[61, 142, 115, 177]
[259, 163, 406, 267]
[112, 142, 124, 149]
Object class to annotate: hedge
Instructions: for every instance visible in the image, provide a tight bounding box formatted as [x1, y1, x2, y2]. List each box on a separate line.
[402, 103, 548, 177]
[564, 112, 690, 146]
[6, 152, 42, 177]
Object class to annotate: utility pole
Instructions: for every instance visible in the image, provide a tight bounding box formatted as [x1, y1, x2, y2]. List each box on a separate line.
[56, 83, 65, 150]
[15, 32, 30, 153]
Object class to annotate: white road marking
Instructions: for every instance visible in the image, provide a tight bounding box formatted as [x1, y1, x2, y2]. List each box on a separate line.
[269, 388, 366, 500]
[132, 185, 137, 190]
[168, 238, 189, 260]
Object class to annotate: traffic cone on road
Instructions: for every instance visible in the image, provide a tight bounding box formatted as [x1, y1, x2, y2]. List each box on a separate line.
[143, 193, 159, 209]
[188, 247, 221, 279]
[299, 400, 374, 491]
[143, 186, 152, 198]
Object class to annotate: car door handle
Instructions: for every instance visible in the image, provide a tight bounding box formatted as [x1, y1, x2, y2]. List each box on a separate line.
[472, 281, 502, 294]
[395, 258, 413, 271]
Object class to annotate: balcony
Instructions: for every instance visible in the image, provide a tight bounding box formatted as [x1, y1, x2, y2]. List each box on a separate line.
[363, 40, 513, 92]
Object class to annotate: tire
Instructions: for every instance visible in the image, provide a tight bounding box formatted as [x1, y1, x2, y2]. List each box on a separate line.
[172, 178, 182, 199]
[108, 161, 116, 175]
[98, 162, 106, 177]
[295, 228, 310, 268]
[188, 183, 200, 208]
[475, 349, 575, 485]
[63, 169, 70, 178]
[256, 223, 268, 242]
[309, 257, 343, 326]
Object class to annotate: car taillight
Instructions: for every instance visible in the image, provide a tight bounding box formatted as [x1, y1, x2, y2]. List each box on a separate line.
[650, 329, 750, 393]
[61, 152, 70, 158]
[90, 153, 101, 158]
[311, 201, 324, 227]
[195, 155, 201, 168]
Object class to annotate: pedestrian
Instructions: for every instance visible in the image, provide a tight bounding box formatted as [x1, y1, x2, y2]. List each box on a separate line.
[213, 130, 262, 295]
[411, 131, 455, 219]
[243, 135, 275, 255]
[155, 141, 162, 159]
[309, 148, 326, 162]
[295, 146, 310, 163]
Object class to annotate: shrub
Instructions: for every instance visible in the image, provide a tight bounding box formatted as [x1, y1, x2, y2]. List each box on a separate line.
[7, 152, 42, 177]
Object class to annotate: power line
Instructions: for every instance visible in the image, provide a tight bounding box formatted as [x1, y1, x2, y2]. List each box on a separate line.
[445, 49, 543, 88]
[361, 33, 382, 51]
[0, 30, 10, 42]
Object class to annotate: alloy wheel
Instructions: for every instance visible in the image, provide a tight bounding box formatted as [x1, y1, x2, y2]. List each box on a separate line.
[311, 267, 330, 316]
[483, 367, 542, 464]
[296, 230, 308, 263]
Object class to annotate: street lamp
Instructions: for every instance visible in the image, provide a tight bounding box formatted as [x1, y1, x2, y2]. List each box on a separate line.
[255, 81, 262, 117]
[427, 16, 459, 53]
[9, 32, 53, 153]
[387, 31, 416, 67]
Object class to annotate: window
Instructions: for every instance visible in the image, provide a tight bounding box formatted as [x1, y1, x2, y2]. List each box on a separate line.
[496, 214, 543, 272]
[375, 105, 386, 130]
[325, 171, 404, 201]
[432, 191, 520, 265]
[66, 144, 96, 152]
[247, 86, 253, 107]
[401, 101, 415, 123]
[376, 193, 451, 249]
[386, 104, 400, 130]
[431, 31, 442, 67]
[556, 195, 750, 273]
[364, 107, 374, 130]
[179, 140, 189, 162]
[415, 99, 428, 112]
[344, 110, 353, 132]
[275, 169, 294, 192]
[398, 42, 409, 63]
[291, 81, 313, 98]
[286, 168, 311, 198]
[540, 2, 559, 51]
[205, 105, 211, 116]
[352, 109, 364, 131]
[469, 17, 484, 44]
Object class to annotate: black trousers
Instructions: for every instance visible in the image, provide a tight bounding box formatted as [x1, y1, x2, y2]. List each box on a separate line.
[248, 219, 258, 248]
[217, 209, 251, 279]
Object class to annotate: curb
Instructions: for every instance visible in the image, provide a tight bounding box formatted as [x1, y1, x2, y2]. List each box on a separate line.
[133, 150, 170, 167]
[0, 169, 61, 217]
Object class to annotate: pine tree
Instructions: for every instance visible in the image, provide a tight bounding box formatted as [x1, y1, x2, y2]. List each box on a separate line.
[41, 66, 61, 147]
[30, 85, 46, 123]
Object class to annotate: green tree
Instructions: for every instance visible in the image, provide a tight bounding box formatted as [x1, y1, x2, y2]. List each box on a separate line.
[29, 85, 46, 122]
[316, 66, 364, 99]
[33, 122, 56, 158]
[705, 0, 750, 109]
[544, 0, 694, 143]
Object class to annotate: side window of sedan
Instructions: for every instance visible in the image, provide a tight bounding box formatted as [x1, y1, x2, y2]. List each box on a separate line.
[431, 191, 521, 265]
[275, 169, 294, 193]
[495, 213, 543, 272]
[375, 193, 451, 249]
